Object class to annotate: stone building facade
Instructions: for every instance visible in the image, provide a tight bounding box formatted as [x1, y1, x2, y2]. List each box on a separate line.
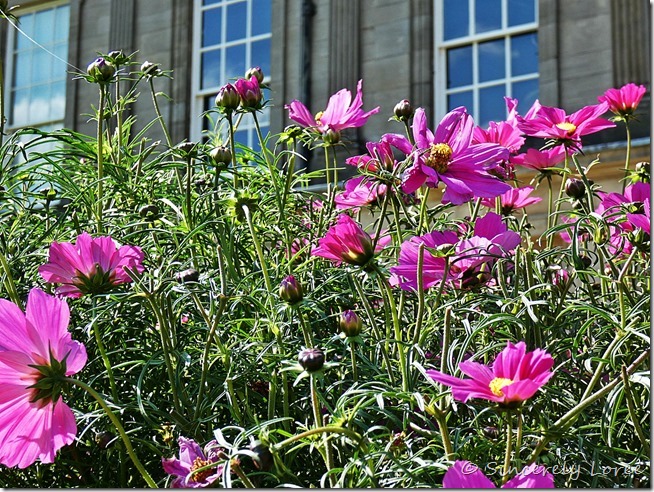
[2, 0, 651, 184]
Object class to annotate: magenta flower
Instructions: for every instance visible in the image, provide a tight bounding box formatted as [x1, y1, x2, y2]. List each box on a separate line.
[596, 182, 650, 217]
[335, 176, 387, 210]
[234, 75, 263, 110]
[511, 146, 567, 171]
[390, 230, 459, 290]
[162, 437, 225, 488]
[473, 120, 525, 155]
[481, 186, 542, 215]
[285, 79, 379, 135]
[516, 101, 615, 149]
[312, 214, 390, 267]
[39, 232, 145, 298]
[385, 107, 510, 205]
[443, 460, 555, 488]
[426, 341, 554, 405]
[598, 83, 647, 118]
[627, 198, 650, 234]
[0, 288, 87, 468]
[346, 139, 400, 174]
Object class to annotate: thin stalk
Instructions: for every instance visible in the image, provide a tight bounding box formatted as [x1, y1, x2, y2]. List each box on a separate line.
[431, 407, 454, 460]
[0, 251, 20, 306]
[96, 85, 106, 234]
[622, 122, 632, 193]
[0, 54, 5, 148]
[294, 306, 314, 347]
[185, 154, 194, 229]
[227, 113, 238, 188]
[620, 365, 650, 456]
[411, 243, 426, 347]
[91, 298, 120, 403]
[349, 341, 359, 382]
[515, 410, 524, 470]
[149, 78, 172, 147]
[242, 204, 272, 292]
[66, 378, 157, 488]
[502, 412, 513, 485]
[310, 375, 336, 487]
[273, 426, 364, 451]
[528, 349, 649, 463]
[469, 197, 483, 224]
[115, 67, 123, 170]
[437, 307, 452, 412]
[192, 291, 228, 420]
[231, 459, 256, 488]
[374, 266, 408, 392]
[417, 187, 431, 235]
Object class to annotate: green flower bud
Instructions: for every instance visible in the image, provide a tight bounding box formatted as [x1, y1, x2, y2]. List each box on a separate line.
[339, 310, 362, 337]
[87, 57, 115, 84]
[279, 275, 303, 304]
[298, 347, 325, 372]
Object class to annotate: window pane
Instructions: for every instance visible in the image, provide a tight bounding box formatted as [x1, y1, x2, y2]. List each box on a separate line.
[16, 14, 34, 49]
[30, 85, 51, 124]
[251, 0, 271, 36]
[511, 32, 538, 76]
[251, 38, 270, 77]
[31, 49, 52, 84]
[225, 44, 246, 82]
[478, 39, 505, 82]
[203, 0, 220, 5]
[202, 7, 222, 47]
[11, 89, 30, 127]
[226, 1, 247, 41]
[53, 43, 68, 76]
[33, 8, 54, 45]
[54, 6, 69, 41]
[50, 81, 66, 121]
[448, 91, 473, 112]
[508, 0, 535, 26]
[475, 0, 501, 33]
[443, 0, 469, 40]
[512, 78, 538, 110]
[13, 53, 31, 88]
[201, 49, 221, 89]
[447, 46, 472, 88]
[479, 84, 506, 126]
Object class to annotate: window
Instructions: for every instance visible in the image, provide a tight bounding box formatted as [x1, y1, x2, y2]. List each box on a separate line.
[5, 2, 70, 133]
[435, 0, 538, 127]
[191, 0, 272, 149]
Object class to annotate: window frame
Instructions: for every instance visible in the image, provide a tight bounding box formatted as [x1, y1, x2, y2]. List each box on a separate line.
[190, 0, 272, 146]
[434, 0, 539, 126]
[4, 0, 71, 132]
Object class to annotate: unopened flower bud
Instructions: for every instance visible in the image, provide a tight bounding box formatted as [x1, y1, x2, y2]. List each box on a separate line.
[393, 99, 414, 121]
[175, 141, 198, 158]
[175, 268, 200, 283]
[87, 57, 115, 84]
[339, 310, 362, 337]
[107, 50, 129, 66]
[565, 178, 586, 199]
[139, 204, 159, 220]
[245, 66, 264, 84]
[322, 128, 341, 145]
[210, 145, 232, 168]
[249, 440, 273, 471]
[140, 61, 161, 78]
[298, 347, 325, 372]
[279, 275, 303, 304]
[215, 83, 240, 112]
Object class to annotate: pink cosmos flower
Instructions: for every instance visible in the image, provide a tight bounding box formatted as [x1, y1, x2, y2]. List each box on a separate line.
[598, 83, 647, 118]
[234, 75, 263, 109]
[0, 288, 87, 468]
[285, 80, 379, 135]
[162, 437, 226, 488]
[390, 230, 459, 290]
[39, 232, 145, 298]
[516, 100, 615, 149]
[312, 214, 390, 267]
[345, 140, 400, 174]
[511, 146, 567, 171]
[385, 107, 510, 205]
[335, 176, 387, 210]
[596, 182, 651, 217]
[473, 120, 525, 155]
[481, 186, 542, 215]
[426, 341, 554, 405]
[443, 460, 555, 488]
[627, 198, 650, 234]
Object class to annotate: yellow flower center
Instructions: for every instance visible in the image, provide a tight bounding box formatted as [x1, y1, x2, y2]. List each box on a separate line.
[424, 143, 453, 173]
[190, 457, 214, 483]
[555, 121, 577, 135]
[489, 377, 514, 397]
[315, 111, 324, 123]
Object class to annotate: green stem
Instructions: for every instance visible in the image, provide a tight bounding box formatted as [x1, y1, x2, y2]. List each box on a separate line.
[349, 341, 358, 382]
[311, 375, 336, 487]
[412, 243, 426, 347]
[242, 204, 272, 292]
[231, 459, 256, 488]
[273, 426, 364, 451]
[0, 250, 20, 306]
[0, 53, 5, 148]
[515, 410, 524, 470]
[502, 412, 513, 485]
[375, 266, 408, 392]
[620, 364, 650, 456]
[96, 85, 106, 235]
[149, 78, 172, 147]
[185, 154, 193, 229]
[294, 306, 314, 347]
[91, 299, 120, 403]
[431, 407, 454, 460]
[622, 122, 632, 193]
[65, 378, 158, 488]
[528, 349, 649, 464]
[437, 307, 452, 412]
[227, 113, 238, 188]
[469, 197, 483, 224]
